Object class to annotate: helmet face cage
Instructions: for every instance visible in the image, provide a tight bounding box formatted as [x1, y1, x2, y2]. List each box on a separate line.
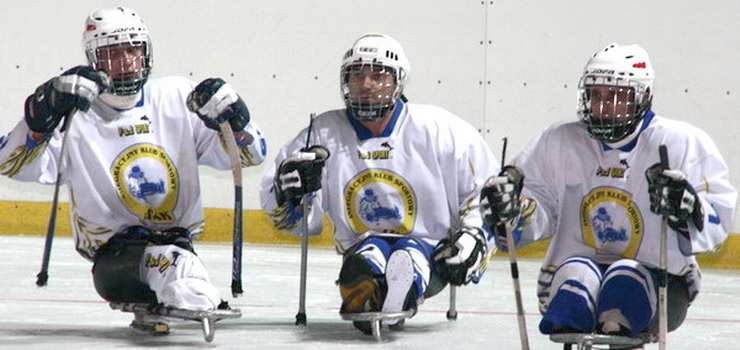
[577, 74, 651, 142]
[85, 33, 152, 96]
[341, 61, 404, 122]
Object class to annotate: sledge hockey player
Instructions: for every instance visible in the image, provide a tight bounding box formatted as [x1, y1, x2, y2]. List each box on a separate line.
[480, 43, 737, 341]
[259, 33, 499, 334]
[0, 7, 266, 335]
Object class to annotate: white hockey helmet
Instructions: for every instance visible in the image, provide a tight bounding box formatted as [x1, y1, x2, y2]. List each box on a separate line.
[340, 33, 410, 122]
[83, 7, 152, 97]
[577, 43, 654, 142]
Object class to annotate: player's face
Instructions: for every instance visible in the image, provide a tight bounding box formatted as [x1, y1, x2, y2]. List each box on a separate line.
[345, 64, 397, 106]
[96, 43, 147, 79]
[586, 85, 637, 121]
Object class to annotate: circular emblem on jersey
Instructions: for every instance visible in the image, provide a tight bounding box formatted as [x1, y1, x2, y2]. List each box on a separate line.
[581, 187, 644, 258]
[344, 169, 416, 234]
[111, 143, 179, 223]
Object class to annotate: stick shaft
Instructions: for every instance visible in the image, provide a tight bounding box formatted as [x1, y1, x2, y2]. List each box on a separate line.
[446, 285, 458, 320]
[218, 122, 244, 297]
[296, 113, 315, 325]
[501, 137, 530, 350]
[297, 197, 309, 317]
[36, 111, 76, 287]
[658, 145, 669, 350]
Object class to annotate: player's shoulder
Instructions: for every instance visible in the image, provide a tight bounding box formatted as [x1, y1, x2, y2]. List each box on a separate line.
[315, 108, 346, 121]
[313, 108, 350, 129]
[539, 119, 587, 140]
[405, 103, 476, 132]
[146, 75, 195, 90]
[406, 103, 457, 120]
[649, 114, 711, 141]
[144, 76, 196, 95]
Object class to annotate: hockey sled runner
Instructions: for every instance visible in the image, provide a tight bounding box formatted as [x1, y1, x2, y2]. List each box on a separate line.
[110, 302, 241, 342]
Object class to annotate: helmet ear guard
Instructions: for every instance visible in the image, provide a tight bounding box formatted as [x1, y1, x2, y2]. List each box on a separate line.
[340, 33, 410, 122]
[577, 43, 654, 143]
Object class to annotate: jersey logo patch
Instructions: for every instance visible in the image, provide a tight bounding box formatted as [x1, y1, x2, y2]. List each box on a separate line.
[118, 122, 151, 137]
[581, 187, 644, 258]
[359, 188, 402, 222]
[595, 166, 626, 178]
[357, 149, 392, 160]
[111, 143, 179, 223]
[344, 169, 416, 234]
[357, 142, 394, 160]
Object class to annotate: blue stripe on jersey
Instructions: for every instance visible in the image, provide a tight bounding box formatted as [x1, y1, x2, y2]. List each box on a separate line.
[601, 110, 655, 152]
[709, 214, 721, 224]
[346, 100, 404, 140]
[0, 132, 8, 151]
[135, 90, 145, 107]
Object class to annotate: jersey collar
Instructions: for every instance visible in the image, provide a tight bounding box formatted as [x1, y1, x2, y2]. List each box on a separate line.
[601, 110, 655, 152]
[347, 100, 405, 141]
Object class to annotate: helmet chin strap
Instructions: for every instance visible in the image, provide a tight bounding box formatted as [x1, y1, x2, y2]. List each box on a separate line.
[99, 91, 141, 110]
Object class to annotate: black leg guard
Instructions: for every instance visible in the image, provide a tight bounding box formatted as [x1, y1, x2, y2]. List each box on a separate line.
[423, 271, 449, 299]
[92, 229, 157, 304]
[647, 274, 691, 333]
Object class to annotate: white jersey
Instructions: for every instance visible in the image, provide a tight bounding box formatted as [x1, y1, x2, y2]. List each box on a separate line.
[260, 102, 499, 252]
[512, 112, 737, 280]
[0, 76, 267, 261]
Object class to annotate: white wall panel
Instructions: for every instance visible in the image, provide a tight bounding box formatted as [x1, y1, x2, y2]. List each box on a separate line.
[0, 1, 737, 230]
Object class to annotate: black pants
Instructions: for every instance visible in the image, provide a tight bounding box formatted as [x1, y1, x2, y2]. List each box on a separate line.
[92, 233, 157, 303]
[91, 226, 193, 303]
[647, 274, 690, 333]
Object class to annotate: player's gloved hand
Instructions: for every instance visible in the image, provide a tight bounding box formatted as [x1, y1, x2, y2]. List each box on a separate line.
[480, 166, 525, 248]
[645, 163, 704, 232]
[432, 227, 488, 286]
[24, 65, 109, 133]
[187, 78, 250, 131]
[274, 146, 330, 205]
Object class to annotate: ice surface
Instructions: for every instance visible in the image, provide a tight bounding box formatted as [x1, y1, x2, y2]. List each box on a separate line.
[1, 236, 738, 349]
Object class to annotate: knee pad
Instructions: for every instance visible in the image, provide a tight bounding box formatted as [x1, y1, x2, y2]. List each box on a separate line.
[597, 259, 656, 336]
[539, 256, 603, 334]
[350, 237, 392, 276]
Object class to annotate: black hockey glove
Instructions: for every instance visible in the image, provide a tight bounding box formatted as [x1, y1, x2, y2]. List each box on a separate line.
[480, 166, 525, 248]
[24, 65, 109, 133]
[432, 227, 488, 286]
[274, 146, 330, 206]
[646, 163, 704, 232]
[187, 78, 250, 131]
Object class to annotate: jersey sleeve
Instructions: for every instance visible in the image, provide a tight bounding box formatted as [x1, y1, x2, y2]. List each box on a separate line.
[453, 125, 500, 247]
[679, 128, 737, 254]
[0, 118, 61, 184]
[510, 126, 559, 249]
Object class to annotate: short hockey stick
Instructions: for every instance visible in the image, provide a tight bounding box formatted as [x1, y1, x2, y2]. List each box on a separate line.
[499, 137, 530, 350]
[658, 145, 669, 350]
[295, 112, 316, 326]
[36, 109, 76, 287]
[218, 122, 244, 297]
